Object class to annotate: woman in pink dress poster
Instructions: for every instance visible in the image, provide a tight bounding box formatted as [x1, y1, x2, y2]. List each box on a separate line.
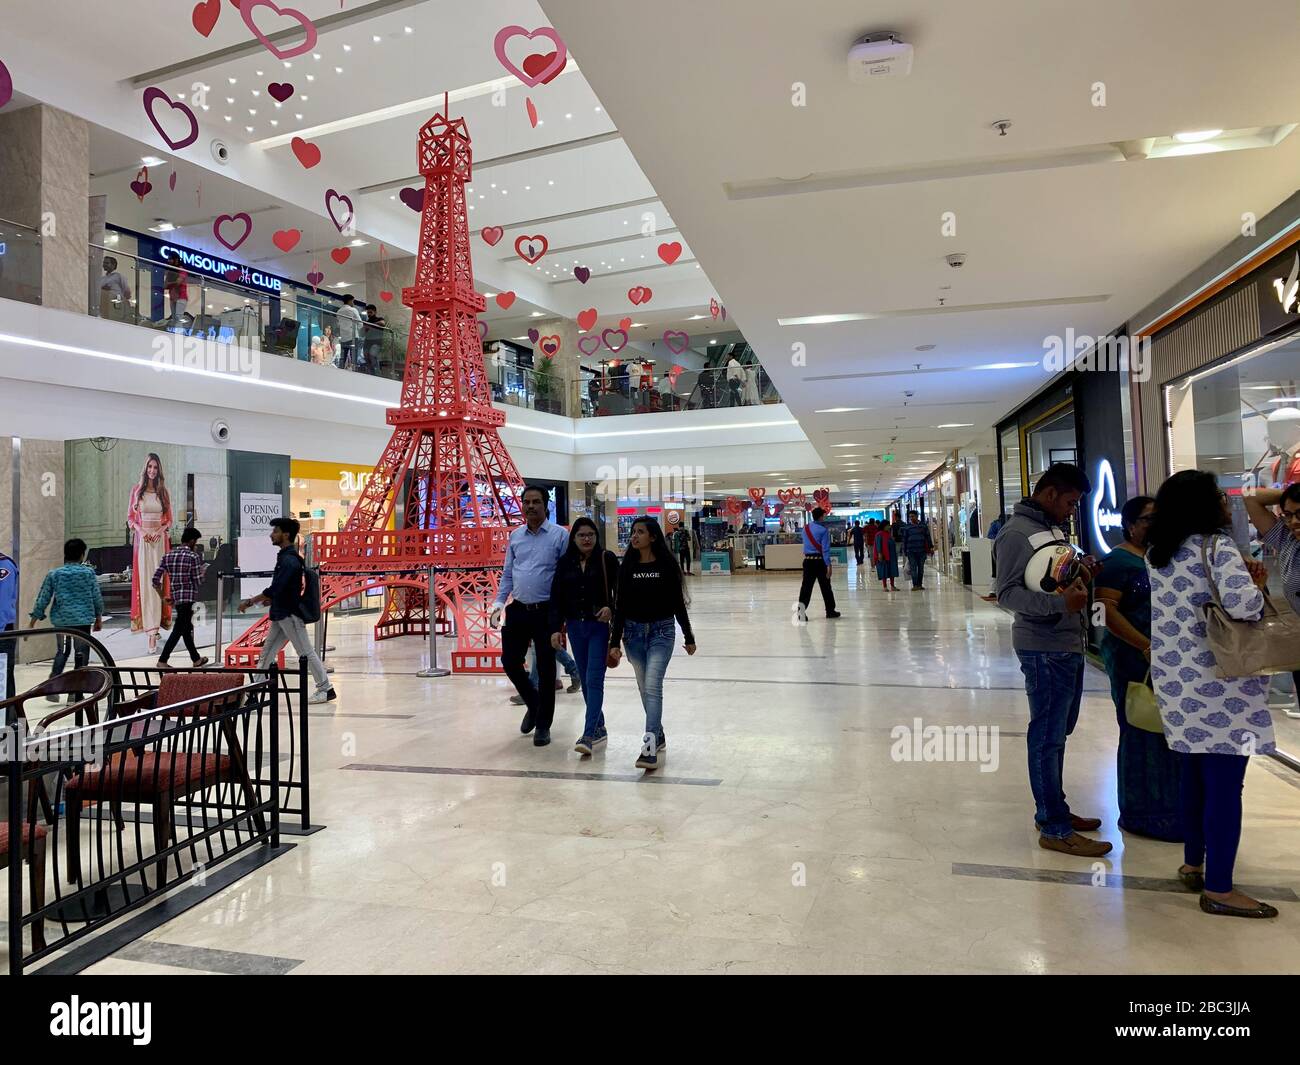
[128, 452, 173, 652]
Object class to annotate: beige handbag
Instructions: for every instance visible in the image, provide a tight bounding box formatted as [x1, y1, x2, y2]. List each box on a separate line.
[1200, 536, 1300, 678]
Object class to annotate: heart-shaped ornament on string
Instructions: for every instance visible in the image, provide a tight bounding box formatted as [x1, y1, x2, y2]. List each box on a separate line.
[601, 328, 628, 353]
[813, 488, 831, 507]
[492, 25, 567, 87]
[514, 234, 548, 264]
[662, 330, 688, 355]
[480, 225, 503, 246]
[378, 243, 391, 281]
[477, 321, 488, 341]
[748, 487, 765, 505]
[539, 335, 561, 357]
[628, 286, 652, 306]
[379, 291, 393, 303]
[495, 291, 516, 310]
[525, 97, 538, 128]
[657, 241, 682, 265]
[777, 488, 794, 505]
[725, 498, 745, 516]
[0, 59, 10, 111]
[168, 170, 177, 191]
[241, 0, 318, 60]
[330, 247, 351, 265]
[213, 212, 252, 251]
[325, 189, 353, 232]
[618, 317, 632, 331]
[578, 335, 601, 357]
[573, 265, 590, 284]
[521, 50, 564, 85]
[130, 168, 152, 202]
[577, 308, 598, 332]
[709, 298, 721, 320]
[290, 136, 321, 169]
[267, 82, 294, 103]
[192, 0, 221, 37]
[142, 87, 199, 151]
[272, 228, 301, 252]
[527, 328, 540, 344]
[399, 186, 424, 213]
[306, 266, 323, 291]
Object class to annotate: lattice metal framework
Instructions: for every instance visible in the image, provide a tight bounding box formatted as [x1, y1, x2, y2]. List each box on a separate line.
[225, 101, 525, 673]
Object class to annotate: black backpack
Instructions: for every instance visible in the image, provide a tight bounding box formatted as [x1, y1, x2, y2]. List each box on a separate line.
[298, 565, 321, 623]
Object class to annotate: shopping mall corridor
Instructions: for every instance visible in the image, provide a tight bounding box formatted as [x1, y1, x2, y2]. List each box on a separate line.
[76, 564, 1300, 976]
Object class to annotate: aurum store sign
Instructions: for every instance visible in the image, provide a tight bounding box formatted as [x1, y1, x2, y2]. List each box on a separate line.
[1257, 248, 1300, 337]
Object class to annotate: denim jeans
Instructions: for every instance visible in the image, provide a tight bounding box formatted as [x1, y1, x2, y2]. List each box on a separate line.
[623, 618, 676, 737]
[50, 625, 92, 678]
[908, 552, 926, 588]
[529, 644, 578, 687]
[1015, 650, 1084, 838]
[566, 618, 610, 736]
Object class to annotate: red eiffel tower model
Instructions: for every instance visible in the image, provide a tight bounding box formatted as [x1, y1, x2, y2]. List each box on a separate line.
[225, 97, 525, 673]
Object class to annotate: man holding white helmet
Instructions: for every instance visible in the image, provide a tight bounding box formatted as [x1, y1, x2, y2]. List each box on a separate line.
[995, 463, 1107, 858]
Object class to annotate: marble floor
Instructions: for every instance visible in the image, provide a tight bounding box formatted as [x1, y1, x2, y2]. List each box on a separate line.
[43, 563, 1300, 973]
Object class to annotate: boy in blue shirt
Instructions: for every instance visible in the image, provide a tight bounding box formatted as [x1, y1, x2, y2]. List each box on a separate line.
[29, 538, 103, 699]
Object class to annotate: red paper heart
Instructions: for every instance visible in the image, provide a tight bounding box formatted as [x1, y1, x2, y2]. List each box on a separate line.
[709, 297, 720, 320]
[272, 228, 301, 252]
[514, 234, 548, 264]
[379, 291, 393, 303]
[330, 246, 351, 265]
[291, 136, 321, 169]
[601, 328, 628, 353]
[521, 51, 563, 85]
[618, 317, 632, 331]
[577, 308, 598, 332]
[192, 0, 221, 37]
[628, 285, 653, 306]
[495, 291, 516, 310]
[525, 97, 538, 128]
[480, 225, 504, 246]
[748, 487, 765, 505]
[777, 489, 794, 505]
[539, 335, 561, 357]
[657, 241, 682, 265]
[813, 488, 830, 506]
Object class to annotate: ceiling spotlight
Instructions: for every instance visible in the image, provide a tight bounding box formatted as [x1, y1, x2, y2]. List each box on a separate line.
[404, 26, 413, 33]
[312, 53, 321, 60]
[335, 66, 343, 73]
[1174, 129, 1223, 143]
[140, 155, 165, 167]
[372, 35, 381, 43]
[306, 74, 314, 81]
[343, 43, 352, 51]
[228, 77, 237, 84]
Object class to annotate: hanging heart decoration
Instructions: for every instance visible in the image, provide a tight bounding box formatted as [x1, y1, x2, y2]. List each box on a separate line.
[142, 87, 199, 151]
[495, 291, 516, 310]
[399, 186, 424, 213]
[813, 488, 831, 507]
[130, 167, 152, 202]
[192, 0, 221, 37]
[0, 58, 10, 111]
[721, 305, 728, 321]
[790, 487, 805, 503]
[325, 189, 353, 232]
[709, 297, 720, 320]
[628, 285, 653, 306]
[380, 290, 394, 303]
[578, 335, 602, 357]
[330, 246, 351, 265]
[477, 320, 488, 341]
[539, 335, 561, 357]
[168, 170, 178, 191]
[657, 241, 682, 265]
[618, 317, 632, 331]
[527, 328, 540, 344]
[662, 330, 688, 355]
[267, 81, 294, 102]
[514, 234, 548, 264]
[378, 243, 391, 281]
[601, 328, 628, 353]
[290, 135, 321, 169]
[306, 265, 323, 291]
[492, 25, 568, 87]
[667, 364, 684, 387]
[777, 488, 794, 505]
[480, 225, 504, 246]
[213, 212, 252, 251]
[725, 497, 745, 516]
[525, 97, 538, 129]
[577, 308, 598, 332]
[521, 50, 565, 86]
[748, 487, 765, 505]
[240, 0, 318, 60]
[573, 265, 590, 284]
[272, 228, 301, 252]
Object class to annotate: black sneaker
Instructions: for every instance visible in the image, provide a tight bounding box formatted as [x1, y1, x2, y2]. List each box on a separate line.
[656, 730, 666, 749]
[566, 677, 582, 693]
[635, 732, 658, 770]
[574, 735, 594, 756]
[533, 727, 551, 747]
[593, 727, 609, 747]
[826, 610, 842, 618]
[520, 708, 535, 735]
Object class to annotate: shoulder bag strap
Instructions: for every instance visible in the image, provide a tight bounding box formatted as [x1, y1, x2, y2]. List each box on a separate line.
[600, 551, 611, 609]
[1199, 536, 1227, 610]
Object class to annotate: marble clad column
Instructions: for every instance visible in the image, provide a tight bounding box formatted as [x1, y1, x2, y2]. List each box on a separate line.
[365, 255, 415, 336]
[0, 104, 90, 314]
[532, 316, 581, 416]
[0, 440, 66, 664]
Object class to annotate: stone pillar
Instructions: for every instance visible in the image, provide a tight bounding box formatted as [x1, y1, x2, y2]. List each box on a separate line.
[0, 104, 91, 314]
[365, 255, 415, 336]
[977, 453, 1001, 525]
[531, 316, 581, 416]
[0, 438, 66, 664]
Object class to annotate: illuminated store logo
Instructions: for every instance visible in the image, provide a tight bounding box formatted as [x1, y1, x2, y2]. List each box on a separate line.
[159, 243, 283, 295]
[1273, 252, 1299, 315]
[1091, 458, 1123, 555]
[339, 470, 371, 492]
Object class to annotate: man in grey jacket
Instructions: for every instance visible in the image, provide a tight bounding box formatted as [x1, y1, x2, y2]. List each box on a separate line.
[995, 463, 1110, 858]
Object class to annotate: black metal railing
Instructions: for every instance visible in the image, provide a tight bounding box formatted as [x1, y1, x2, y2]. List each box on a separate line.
[3, 668, 280, 974]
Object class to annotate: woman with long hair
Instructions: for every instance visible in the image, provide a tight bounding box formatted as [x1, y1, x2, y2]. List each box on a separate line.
[609, 516, 696, 771]
[872, 519, 898, 591]
[549, 517, 619, 755]
[1147, 470, 1277, 919]
[1095, 495, 1182, 840]
[128, 452, 173, 653]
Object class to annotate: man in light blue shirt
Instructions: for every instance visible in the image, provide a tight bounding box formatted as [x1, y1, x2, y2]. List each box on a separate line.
[797, 507, 840, 620]
[491, 485, 568, 746]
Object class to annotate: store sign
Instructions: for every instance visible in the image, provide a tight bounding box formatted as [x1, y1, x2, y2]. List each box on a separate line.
[1257, 248, 1300, 336]
[1090, 459, 1124, 556]
[339, 470, 372, 493]
[159, 242, 283, 295]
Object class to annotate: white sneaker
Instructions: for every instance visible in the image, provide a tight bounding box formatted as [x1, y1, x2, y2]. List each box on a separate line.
[308, 688, 335, 704]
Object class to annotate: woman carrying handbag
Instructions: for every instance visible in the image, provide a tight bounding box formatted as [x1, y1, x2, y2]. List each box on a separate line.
[1146, 470, 1278, 919]
[549, 518, 620, 756]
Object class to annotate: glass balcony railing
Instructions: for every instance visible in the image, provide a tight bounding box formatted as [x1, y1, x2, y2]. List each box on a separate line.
[87, 242, 410, 381]
[489, 360, 571, 417]
[582, 364, 779, 417]
[0, 217, 42, 305]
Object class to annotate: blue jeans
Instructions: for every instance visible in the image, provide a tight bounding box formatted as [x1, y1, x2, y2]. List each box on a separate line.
[529, 644, 578, 688]
[623, 619, 675, 737]
[908, 551, 926, 588]
[1016, 650, 1084, 838]
[566, 618, 610, 736]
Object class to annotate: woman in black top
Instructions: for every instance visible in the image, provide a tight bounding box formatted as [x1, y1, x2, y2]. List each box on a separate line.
[549, 517, 620, 755]
[609, 516, 696, 771]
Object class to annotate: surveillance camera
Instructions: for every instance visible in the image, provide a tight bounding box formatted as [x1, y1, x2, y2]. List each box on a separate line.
[945, 253, 967, 269]
[211, 419, 231, 444]
[210, 139, 231, 166]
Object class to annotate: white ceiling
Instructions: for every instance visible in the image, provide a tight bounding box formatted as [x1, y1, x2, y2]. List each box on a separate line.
[541, 0, 1300, 499]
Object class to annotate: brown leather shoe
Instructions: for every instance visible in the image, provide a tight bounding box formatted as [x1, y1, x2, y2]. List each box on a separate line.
[1070, 814, 1102, 832]
[1039, 832, 1113, 857]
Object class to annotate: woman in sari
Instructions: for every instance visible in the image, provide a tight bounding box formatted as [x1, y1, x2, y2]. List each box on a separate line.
[128, 452, 173, 653]
[872, 520, 898, 591]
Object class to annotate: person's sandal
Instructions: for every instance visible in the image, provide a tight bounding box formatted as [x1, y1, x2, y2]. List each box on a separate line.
[1178, 868, 1205, 893]
[1199, 895, 1279, 919]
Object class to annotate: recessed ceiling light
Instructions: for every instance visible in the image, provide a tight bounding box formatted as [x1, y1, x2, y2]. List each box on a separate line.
[295, 113, 303, 120]
[548, 180, 554, 186]
[1163, 142, 1224, 156]
[404, 26, 413, 34]
[226, 96, 234, 103]
[974, 362, 1036, 370]
[300, 94, 309, 101]
[915, 344, 936, 351]
[283, 61, 291, 68]
[306, 74, 314, 81]
[224, 115, 232, 122]
[269, 120, 278, 126]
[1174, 129, 1223, 143]
[335, 67, 343, 74]
[312, 53, 321, 60]
[530, 311, 544, 317]
[228, 77, 237, 84]
[256, 70, 264, 76]
[815, 407, 867, 414]
[565, 113, 573, 119]
[372, 35, 381, 43]
[831, 443, 860, 448]
[343, 43, 352, 51]
[140, 155, 165, 167]
[249, 108, 256, 115]
[246, 126, 254, 132]
[252, 89, 261, 96]
[935, 423, 973, 429]
[275, 101, 283, 109]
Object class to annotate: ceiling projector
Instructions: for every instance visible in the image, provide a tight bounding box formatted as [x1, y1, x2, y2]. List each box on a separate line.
[848, 32, 912, 81]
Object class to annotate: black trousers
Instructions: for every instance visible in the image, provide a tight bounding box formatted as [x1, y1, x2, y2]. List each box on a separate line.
[1, 624, 16, 708]
[798, 557, 836, 613]
[159, 601, 201, 663]
[501, 601, 557, 730]
[678, 549, 691, 573]
[853, 542, 865, 564]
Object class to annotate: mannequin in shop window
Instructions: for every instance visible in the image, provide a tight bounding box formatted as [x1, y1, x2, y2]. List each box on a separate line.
[127, 452, 174, 654]
[311, 325, 337, 366]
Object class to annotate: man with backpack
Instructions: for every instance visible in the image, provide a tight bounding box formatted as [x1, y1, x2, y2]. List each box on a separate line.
[238, 516, 334, 703]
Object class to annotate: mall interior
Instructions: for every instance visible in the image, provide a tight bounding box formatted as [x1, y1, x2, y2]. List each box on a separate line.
[0, 0, 1299, 978]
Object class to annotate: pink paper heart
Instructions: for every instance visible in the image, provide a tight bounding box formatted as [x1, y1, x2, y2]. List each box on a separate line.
[213, 212, 252, 251]
[578, 335, 602, 357]
[601, 328, 628, 353]
[480, 225, 504, 246]
[493, 25, 567, 88]
[142, 87, 199, 151]
[325, 189, 353, 232]
[241, 0, 318, 60]
[0, 58, 13, 111]
[662, 330, 688, 355]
